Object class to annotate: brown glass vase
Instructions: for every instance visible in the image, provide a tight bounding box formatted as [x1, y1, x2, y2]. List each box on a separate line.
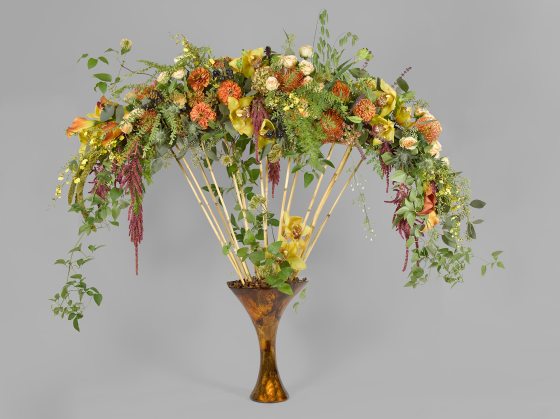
[228, 280, 307, 403]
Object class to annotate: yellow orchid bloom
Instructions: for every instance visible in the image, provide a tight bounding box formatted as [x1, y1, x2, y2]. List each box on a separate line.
[422, 210, 440, 233]
[377, 78, 397, 117]
[395, 105, 413, 128]
[258, 119, 275, 150]
[229, 48, 264, 78]
[281, 213, 312, 241]
[370, 115, 395, 145]
[280, 240, 307, 271]
[228, 96, 253, 137]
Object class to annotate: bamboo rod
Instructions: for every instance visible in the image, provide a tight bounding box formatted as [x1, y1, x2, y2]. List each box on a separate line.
[233, 171, 249, 232]
[286, 170, 299, 217]
[199, 144, 251, 277]
[181, 157, 228, 245]
[260, 160, 268, 247]
[304, 157, 365, 261]
[278, 159, 292, 238]
[303, 143, 335, 226]
[196, 154, 251, 278]
[302, 146, 353, 253]
[174, 155, 244, 283]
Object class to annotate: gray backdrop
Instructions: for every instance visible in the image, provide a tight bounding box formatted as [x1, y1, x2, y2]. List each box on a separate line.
[1, 0, 558, 418]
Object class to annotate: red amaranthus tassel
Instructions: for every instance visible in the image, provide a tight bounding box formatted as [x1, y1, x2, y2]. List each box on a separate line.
[120, 143, 144, 275]
[250, 97, 269, 162]
[379, 141, 393, 192]
[268, 160, 280, 198]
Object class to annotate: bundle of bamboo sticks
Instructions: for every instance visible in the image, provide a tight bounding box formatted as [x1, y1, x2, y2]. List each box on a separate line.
[173, 143, 364, 284]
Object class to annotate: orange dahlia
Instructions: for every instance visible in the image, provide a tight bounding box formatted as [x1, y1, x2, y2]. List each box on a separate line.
[190, 102, 216, 129]
[217, 80, 242, 104]
[320, 110, 344, 143]
[332, 80, 351, 101]
[353, 98, 376, 122]
[415, 113, 442, 144]
[276, 68, 305, 93]
[187, 67, 211, 91]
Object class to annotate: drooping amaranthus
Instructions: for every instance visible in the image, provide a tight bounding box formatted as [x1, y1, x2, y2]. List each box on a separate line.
[378, 141, 393, 192]
[120, 142, 144, 275]
[250, 97, 269, 162]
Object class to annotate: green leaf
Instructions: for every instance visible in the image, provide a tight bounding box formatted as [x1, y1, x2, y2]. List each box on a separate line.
[109, 188, 122, 201]
[73, 318, 80, 332]
[54, 259, 67, 265]
[472, 219, 484, 224]
[95, 81, 107, 94]
[87, 58, 98, 69]
[396, 77, 409, 92]
[100, 105, 115, 122]
[222, 243, 231, 255]
[470, 199, 486, 209]
[381, 152, 394, 164]
[442, 234, 456, 248]
[93, 73, 112, 82]
[491, 250, 503, 259]
[390, 170, 407, 184]
[481, 264, 487, 276]
[304, 172, 314, 188]
[347, 115, 362, 124]
[98, 56, 109, 65]
[237, 247, 248, 260]
[497, 261, 505, 269]
[268, 241, 282, 255]
[248, 250, 265, 264]
[276, 283, 294, 295]
[77, 53, 88, 62]
[349, 68, 369, 79]
[243, 230, 256, 245]
[111, 207, 121, 220]
[93, 294, 102, 306]
[323, 159, 335, 169]
[467, 222, 476, 239]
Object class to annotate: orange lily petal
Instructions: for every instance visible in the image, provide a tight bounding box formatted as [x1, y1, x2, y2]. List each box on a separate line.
[66, 117, 94, 138]
[100, 122, 122, 146]
[418, 183, 437, 215]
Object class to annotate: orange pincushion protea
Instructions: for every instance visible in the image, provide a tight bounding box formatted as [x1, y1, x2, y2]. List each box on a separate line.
[415, 113, 442, 144]
[217, 80, 242, 104]
[352, 97, 376, 122]
[190, 102, 216, 129]
[276, 68, 305, 93]
[187, 67, 211, 91]
[332, 80, 351, 101]
[320, 110, 344, 143]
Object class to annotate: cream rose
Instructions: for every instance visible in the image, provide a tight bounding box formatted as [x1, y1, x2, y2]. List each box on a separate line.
[156, 72, 169, 83]
[399, 136, 418, 150]
[430, 140, 442, 158]
[441, 157, 450, 166]
[298, 60, 314, 76]
[265, 76, 280, 91]
[171, 69, 186, 79]
[120, 122, 133, 134]
[302, 75, 313, 85]
[281, 55, 298, 69]
[299, 44, 313, 58]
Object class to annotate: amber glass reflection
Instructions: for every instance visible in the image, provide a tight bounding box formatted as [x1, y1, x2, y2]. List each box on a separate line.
[228, 281, 306, 403]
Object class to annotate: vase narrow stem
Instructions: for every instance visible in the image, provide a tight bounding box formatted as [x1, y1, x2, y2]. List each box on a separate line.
[228, 281, 306, 403]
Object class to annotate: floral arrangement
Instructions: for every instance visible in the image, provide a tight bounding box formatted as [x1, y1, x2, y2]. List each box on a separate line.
[52, 11, 503, 331]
